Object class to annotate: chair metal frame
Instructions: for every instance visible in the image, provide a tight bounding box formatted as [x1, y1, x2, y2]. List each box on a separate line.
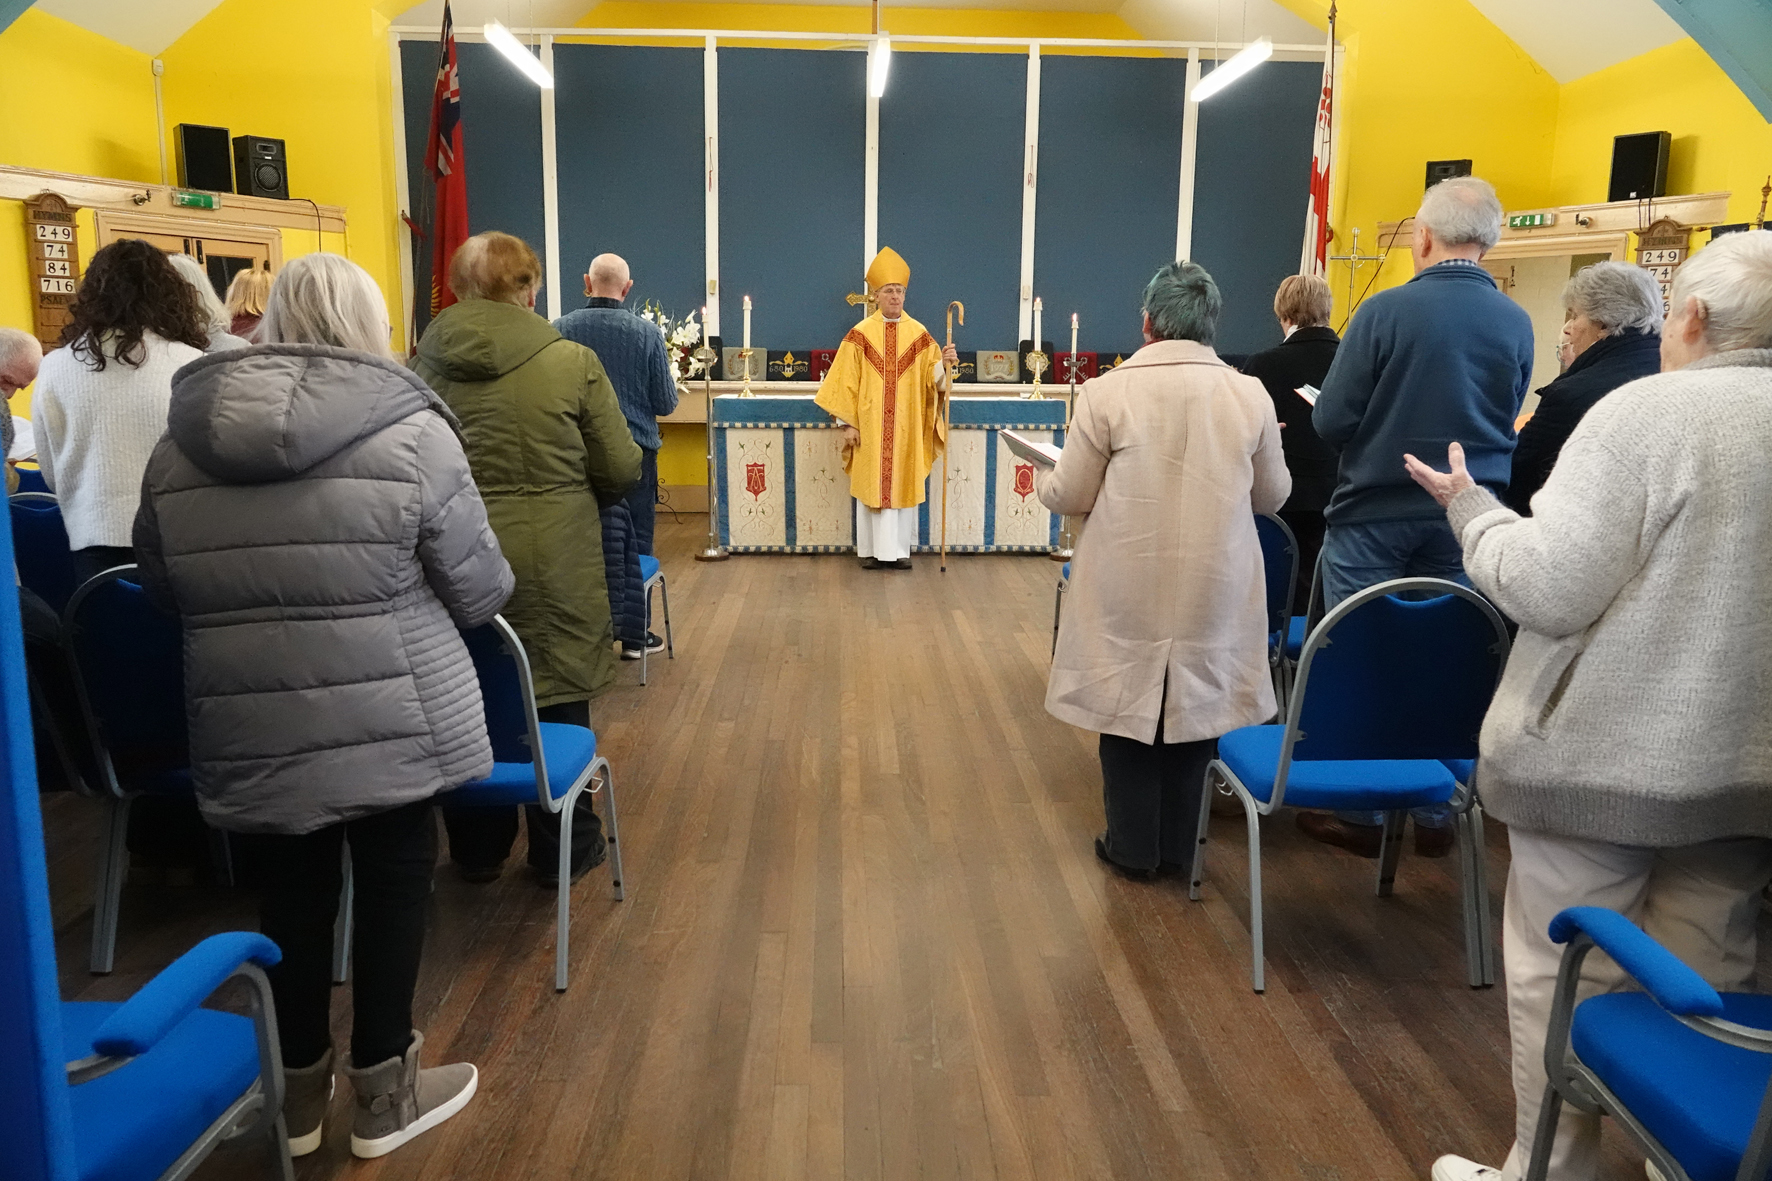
[639, 561, 675, 687]
[1254, 513, 1300, 713]
[66, 960, 295, 1181]
[442, 616, 625, 991]
[1529, 930, 1772, 1181]
[1188, 577, 1509, 993]
[1052, 562, 1070, 658]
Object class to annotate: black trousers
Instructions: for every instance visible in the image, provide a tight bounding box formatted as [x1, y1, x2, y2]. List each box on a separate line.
[1098, 720, 1216, 872]
[441, 700, 604, 871]
[72, 545, 135, 588]
[623, 447, 659, 558]
[1277, 508, 1325, 618]
[255, 798, 434, 1069]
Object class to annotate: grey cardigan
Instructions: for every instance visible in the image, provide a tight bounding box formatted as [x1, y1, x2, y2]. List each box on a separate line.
[1448, 348, 1772, 846]
[134, 345, 515, 835]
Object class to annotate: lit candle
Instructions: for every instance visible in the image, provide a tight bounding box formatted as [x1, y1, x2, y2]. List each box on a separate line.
[700, 306, 708, 346]
[1033, 297, 1043, 350]
[743, 295, 752, 351]
[1070, 312, 1079, 365]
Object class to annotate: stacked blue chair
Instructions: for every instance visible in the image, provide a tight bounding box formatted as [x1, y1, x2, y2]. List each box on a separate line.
[1189, 578, 1509, 991]
[638, 555, 674, 686]
[11, 494, 78, 615]
[0, 507, 295, 1181]
[1253, 514, 1299, 711]
[1529, 907, 1772, 1181]
[434, 617, 625, 991]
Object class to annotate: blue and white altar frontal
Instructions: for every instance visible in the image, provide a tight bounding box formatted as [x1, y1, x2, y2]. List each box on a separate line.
[711, 395, 1069, 554]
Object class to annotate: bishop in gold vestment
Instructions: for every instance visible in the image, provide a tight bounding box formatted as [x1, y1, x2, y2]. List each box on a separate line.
[815, 247, 958, 567]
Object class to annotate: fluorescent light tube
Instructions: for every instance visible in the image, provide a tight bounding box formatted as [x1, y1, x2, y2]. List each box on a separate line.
[1191, 37, 1272, 103]
[868, 36, 892, 99]
[484, 21, 554, 89]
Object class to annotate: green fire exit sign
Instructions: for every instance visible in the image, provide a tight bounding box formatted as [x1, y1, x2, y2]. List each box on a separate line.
[172, 190, 220, 210]
[1507, 212, 1556, 228]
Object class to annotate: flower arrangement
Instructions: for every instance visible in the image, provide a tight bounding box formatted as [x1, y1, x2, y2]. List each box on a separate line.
[639, 302, 710, 386]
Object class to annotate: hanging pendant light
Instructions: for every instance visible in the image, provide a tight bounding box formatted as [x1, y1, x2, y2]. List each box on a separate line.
[1191, 36, 1271, 103]
[484, 20, 554, 89]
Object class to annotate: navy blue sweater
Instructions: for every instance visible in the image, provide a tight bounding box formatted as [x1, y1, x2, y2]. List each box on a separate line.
[1313, 261, 1534, 525]
[553, 297, 680, 451]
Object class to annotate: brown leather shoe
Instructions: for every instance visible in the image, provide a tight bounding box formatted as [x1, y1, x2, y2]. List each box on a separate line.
[1414, 823, 1456, 858]
[1295, 811, 1383, 858]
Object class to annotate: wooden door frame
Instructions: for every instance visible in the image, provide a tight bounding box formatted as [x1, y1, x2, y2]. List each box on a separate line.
[92, 210, 283, 271]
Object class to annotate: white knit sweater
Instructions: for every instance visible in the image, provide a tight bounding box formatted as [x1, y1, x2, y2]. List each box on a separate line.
[34, 332, 203, 550]
[1448, 348, 1772, 846]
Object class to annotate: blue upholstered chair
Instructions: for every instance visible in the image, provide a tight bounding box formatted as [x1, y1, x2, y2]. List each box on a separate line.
[0, 514, 295, 1181]
[639, 555, 674, 686]
[62, 569, 197, 976]
[11, 494, 78, 615]
[1529, 907, 1772, 1181]
[434, 617, 625, 991]
[1254, 513, 1299, 711]
[14, 465, 50, 495]
[1188, 578, 1510, 992]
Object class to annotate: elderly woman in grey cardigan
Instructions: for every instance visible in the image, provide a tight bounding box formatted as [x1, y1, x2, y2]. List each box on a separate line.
[1407, 230, 1772, 1181]
[134, 254, 513, 1162]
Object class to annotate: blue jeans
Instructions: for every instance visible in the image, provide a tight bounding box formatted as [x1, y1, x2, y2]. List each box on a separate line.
[1319, 518, 1469, 830]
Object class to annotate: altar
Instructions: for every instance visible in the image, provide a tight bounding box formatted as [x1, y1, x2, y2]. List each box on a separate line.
[711, 395, 1069, 553]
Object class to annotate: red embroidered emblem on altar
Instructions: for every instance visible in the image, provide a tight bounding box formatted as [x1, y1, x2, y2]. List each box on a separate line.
[745, 462, 768, 499]
[1012, 462, 1036, 500]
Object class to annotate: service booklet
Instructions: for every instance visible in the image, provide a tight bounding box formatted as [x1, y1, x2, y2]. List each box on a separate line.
[1000, 429, 1062, 468]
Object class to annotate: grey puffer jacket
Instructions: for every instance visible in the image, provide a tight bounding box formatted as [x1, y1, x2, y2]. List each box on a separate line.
[134, 344, 515, 835]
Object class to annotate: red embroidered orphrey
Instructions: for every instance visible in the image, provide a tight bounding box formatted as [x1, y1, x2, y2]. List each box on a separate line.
[841, 321, 934, 505]
[745, 462, 767, 499]
[1013, 462, 1036, 500]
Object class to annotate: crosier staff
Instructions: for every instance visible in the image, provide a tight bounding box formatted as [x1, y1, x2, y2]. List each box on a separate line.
[941, 300, 964, 573]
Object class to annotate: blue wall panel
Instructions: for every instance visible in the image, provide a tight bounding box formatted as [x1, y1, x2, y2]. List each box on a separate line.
[400, 39, 546, 334]
[554, 46, 705, 320]
[719, 48, 865, 352]
[1191, 60, 1321, 357]
[879, 52, 1025, 351]
[1035, 56, 1187, 358]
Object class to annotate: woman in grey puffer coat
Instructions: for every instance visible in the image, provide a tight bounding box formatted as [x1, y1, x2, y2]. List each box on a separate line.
[134, 254, 513, 1161]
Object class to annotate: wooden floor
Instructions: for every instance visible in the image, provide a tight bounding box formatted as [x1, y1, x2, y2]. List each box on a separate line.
[44, 516, 1672, 1179]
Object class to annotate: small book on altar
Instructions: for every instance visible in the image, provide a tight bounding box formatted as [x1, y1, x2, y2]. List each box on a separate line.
[1001, 429, 1062, 468]
[1295, 383, 1320, 406]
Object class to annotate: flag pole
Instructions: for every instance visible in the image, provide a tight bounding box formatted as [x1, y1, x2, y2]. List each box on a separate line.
[941, 301, 963, 574]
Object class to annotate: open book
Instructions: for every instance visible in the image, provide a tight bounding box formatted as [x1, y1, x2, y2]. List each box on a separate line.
[1295, 383, 1320, 407]
[1001, 429, 1062, 468]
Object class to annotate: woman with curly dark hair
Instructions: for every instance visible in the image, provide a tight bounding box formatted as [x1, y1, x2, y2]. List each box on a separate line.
[34, 238, 210, 582]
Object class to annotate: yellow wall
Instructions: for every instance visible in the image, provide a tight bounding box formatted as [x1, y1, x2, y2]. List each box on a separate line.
[1550, 37, 1772, 226]
[578, 3, 1146, 51]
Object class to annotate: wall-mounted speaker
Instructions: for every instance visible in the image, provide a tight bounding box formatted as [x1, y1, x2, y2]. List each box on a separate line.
[175, 124, 234, 193]
[1425, 159, 1472, 190]
[1609, 131, 1670, 203]
[232, 135, 289, 200]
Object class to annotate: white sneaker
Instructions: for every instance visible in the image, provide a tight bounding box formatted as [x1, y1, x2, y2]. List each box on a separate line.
[1432, 1156, 1504, 1181]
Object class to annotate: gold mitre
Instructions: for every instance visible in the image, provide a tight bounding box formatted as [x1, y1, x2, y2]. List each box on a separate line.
[866, 246, 911, 290]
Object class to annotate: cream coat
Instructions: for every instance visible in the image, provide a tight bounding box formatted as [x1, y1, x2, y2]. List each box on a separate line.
[1039, 339, 1290, 744]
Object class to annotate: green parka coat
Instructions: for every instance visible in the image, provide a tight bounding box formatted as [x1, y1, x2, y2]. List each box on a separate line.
[413, 299, 641, 705]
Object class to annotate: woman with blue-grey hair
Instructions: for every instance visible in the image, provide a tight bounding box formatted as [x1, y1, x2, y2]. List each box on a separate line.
[1038, 260, 1291, 880]
[1504, 260, 1663, 514]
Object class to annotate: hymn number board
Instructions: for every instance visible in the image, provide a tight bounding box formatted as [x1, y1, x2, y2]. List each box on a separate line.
[24, 193, 81, 351]
[1635, 217, 1689, 314]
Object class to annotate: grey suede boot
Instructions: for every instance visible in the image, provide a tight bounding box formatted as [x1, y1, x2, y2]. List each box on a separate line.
[344, 1031, 478, 1159]
[283, 1049, 334, 1157]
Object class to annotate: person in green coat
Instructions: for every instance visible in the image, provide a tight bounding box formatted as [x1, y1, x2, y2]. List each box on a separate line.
[412, 231, 642, 885]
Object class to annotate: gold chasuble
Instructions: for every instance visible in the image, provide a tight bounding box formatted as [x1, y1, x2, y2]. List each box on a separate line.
[815, 312, 946, 509]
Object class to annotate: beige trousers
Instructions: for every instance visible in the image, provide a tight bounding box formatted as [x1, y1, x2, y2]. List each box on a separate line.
[1498, 828, 1772, 1180]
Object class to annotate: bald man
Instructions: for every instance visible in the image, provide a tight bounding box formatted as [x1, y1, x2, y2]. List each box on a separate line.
[554, 254, 679, 658]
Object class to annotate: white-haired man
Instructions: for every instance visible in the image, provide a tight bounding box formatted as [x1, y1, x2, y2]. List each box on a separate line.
[0, 327, 43, 493]
[1301, 176, 1534, 859]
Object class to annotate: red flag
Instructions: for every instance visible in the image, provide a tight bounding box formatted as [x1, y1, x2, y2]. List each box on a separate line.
[1300, 6, 1336, 278]
[424, 2, 468, 315]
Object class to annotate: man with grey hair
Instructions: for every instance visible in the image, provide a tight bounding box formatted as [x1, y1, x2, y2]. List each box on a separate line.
[554, 252, 678, 658]
[1300, 175, 1534, 859]
[0, 327, 43, 490]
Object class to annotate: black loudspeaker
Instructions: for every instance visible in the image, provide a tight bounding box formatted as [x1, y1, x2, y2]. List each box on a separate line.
[175, 124, 234, 193]
[1609, 131, 1670, 203]
[232, 136, 289, 200]
[1425, 159, 1473, 190]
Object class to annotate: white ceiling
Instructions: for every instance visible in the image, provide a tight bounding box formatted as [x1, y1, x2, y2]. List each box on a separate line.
[27, 0, 1694, 78]
[1465, 0, 1685, 82]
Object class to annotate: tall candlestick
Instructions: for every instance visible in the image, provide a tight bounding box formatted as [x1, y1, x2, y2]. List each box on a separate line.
[1070, 312, 1078, 366]
[700, 306, 708, 346]
[742, 295, 752, 350]
[1033, 297, 1043, 349]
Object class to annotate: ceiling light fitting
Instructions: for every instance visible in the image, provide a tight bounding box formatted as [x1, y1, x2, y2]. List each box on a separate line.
[484, 21, 554, 89]
[1191, 36, 1271, 103]
[868, 35, 892, 99]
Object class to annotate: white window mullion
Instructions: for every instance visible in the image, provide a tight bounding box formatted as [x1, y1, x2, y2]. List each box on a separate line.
[864, 43, 881, 266]
[539, 35, 562, 320]
[1176, 47, 1201, 261]
[704, 36, 721, 339]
